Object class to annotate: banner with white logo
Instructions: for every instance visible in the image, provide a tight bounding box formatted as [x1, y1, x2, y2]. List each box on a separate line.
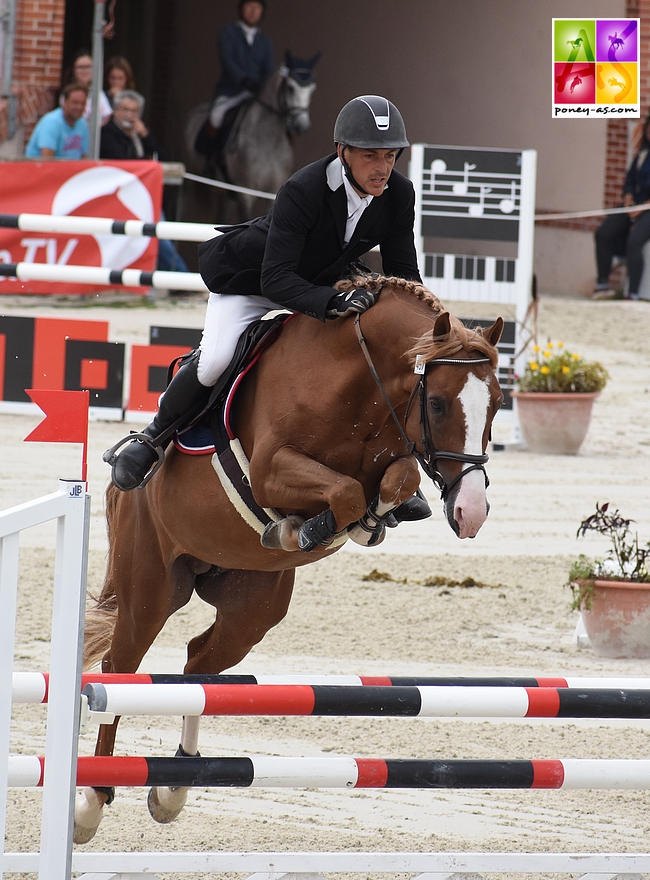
[0, 160, 163, 294]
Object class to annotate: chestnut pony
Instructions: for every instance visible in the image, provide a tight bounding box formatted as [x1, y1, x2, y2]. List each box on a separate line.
[74, 276, 503, 843]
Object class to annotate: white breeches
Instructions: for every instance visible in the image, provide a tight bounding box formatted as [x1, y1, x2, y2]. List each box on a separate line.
[197, 292, 281, 387]
[209, 91, 253, 129]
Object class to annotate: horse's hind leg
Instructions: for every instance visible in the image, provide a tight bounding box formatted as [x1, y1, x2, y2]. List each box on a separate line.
[76, 512, 191, 843]
[148, 567, 295, 823]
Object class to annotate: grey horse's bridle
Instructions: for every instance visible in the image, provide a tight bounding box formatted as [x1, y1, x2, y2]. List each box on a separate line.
[354, 313, 492, 501]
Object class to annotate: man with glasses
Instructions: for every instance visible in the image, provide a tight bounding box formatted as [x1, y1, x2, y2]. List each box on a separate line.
[99, 90, 161, 160]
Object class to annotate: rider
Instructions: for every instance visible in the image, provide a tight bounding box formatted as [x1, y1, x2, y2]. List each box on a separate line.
[204, 0, 273, 143]
[109, 94, 432, 524]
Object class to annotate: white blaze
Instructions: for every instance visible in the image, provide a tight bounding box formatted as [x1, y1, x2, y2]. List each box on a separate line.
[454, 373, 491, 538]
[459, 373, 490, 454]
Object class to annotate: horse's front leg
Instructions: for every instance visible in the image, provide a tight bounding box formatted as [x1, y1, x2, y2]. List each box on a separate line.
[148, 716, 200, 824]
[252, 446, 367, 552]
[348, 456, 421, 547]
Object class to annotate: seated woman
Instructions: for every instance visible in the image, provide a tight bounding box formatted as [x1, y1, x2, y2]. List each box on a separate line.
[594, 113, 650, 301]
[104, 55, 136, 108]
[62, 49, 112, 124]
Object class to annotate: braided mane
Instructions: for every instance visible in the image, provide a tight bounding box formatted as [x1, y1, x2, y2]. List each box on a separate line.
[335, 273, 499, 369]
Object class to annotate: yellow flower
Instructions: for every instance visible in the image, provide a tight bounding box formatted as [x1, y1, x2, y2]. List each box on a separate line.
[572, 353, 580, 360]
[557, 341, 564, 348]
[547, 341, 554, 348]
[533, 345, 541, 352]
[528, 360, 539, 371]
[562, 365, 570, 374]
[540, 365, 550, 374]
[543, 349, 552, 358]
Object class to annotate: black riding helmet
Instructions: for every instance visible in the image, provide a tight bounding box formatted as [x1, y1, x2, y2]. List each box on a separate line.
[333, 95, 409, 194]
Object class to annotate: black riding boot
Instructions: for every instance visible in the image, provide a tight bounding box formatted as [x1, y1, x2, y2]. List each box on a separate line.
[109, 355, 211, 491]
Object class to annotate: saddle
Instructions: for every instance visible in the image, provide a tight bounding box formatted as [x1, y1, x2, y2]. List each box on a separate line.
[194, 100, 253, 181]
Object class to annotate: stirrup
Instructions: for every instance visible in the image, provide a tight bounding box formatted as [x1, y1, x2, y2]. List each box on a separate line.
[102, 433, 165, 489]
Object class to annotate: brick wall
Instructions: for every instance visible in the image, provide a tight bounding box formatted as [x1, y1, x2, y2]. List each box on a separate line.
[0, 0, 66, 146]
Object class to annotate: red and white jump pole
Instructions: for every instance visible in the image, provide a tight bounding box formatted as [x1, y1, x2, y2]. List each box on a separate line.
[13, 671, 650, 704]
[9, 755, 650, 791]
[80, 682, 650, 720]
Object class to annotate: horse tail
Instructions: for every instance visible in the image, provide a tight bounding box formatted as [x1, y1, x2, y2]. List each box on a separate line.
[82, 484, 121, 670]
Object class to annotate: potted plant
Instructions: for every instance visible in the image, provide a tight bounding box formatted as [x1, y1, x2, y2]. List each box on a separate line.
[567, 502, 650, 658]
[512, 341, 609, 454]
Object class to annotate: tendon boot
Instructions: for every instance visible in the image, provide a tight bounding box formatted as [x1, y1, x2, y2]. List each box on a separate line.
[389, 488, 432, 526]
[106, 354, 211, 491]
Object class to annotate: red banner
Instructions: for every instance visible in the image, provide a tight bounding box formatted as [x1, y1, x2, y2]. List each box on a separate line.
[0, 160, 163, 295]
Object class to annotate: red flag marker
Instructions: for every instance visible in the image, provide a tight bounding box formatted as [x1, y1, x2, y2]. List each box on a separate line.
[25, 389, 90, 482]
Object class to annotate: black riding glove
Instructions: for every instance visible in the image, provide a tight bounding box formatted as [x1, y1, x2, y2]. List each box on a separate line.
[326, 288, 378, 319]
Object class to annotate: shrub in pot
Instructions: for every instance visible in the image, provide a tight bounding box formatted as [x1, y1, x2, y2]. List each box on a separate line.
[567, 503, 650, 658]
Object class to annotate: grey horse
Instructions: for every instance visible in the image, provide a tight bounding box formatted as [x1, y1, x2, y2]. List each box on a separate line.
[186, 51, 320, 222]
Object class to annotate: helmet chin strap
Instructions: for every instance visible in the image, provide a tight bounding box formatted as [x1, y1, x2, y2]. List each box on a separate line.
[340, 146, 371, 196]
[338, 144, 404, 196]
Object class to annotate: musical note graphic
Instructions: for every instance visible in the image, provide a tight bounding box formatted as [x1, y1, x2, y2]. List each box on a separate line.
[452, 162, 476, 196]
[468, 185, 492, 217]
[499, 180, 517, 214]
[425, 157, 519, 219]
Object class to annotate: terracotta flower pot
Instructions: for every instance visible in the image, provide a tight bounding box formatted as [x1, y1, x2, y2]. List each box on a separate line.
[581, 579, 650, 659]
[512, 391, 600, 454]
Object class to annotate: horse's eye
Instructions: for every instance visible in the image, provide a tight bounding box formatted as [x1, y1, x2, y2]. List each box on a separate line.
[429, 397, 444, 415]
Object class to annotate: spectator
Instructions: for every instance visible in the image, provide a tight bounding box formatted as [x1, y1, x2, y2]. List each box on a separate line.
[64, 49, 112, 124]
[104, 56, 136, 107]
[207, 0, 273, 138]
[594, 112, 650, 301]
[99, 89, 190, 279]
[100, 90, 161, 160]
[25, 83, 89, 159]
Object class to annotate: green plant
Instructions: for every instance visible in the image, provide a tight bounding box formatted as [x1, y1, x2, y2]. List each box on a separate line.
[516, 340, 609, 393]
[567, 502, 650, 610]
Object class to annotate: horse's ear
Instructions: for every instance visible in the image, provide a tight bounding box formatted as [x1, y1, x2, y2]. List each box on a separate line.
[308, 52, 322, 67]
[285, 49, 294, 66]
[432, 311, 451, 339]
[482, 316, 504, 347]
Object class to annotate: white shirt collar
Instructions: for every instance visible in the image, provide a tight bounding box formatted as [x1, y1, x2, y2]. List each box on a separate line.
[239, 21, 258, 45]
[327, 158, 374, 245]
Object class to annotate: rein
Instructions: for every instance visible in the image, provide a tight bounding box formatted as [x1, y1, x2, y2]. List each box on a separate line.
[354, 314, 492, 501]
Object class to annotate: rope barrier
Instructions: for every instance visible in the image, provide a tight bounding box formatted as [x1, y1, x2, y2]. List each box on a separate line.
[184, 171, 276, 200]
[534, 203, 650, 222]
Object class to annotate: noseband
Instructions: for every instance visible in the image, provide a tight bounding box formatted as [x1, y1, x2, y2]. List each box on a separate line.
[354, 314, 491, 501]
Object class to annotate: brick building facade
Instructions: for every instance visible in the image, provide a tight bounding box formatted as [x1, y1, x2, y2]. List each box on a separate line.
[0, 0, 65, 149]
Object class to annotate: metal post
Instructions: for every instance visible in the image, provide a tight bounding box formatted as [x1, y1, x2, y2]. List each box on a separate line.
[88, 0, 105, 159]
[38, 481, 90, 880]
[0, 0, 17, 140]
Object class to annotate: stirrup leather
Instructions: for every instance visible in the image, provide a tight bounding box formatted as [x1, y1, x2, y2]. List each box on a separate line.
[102, 433, 165, 489]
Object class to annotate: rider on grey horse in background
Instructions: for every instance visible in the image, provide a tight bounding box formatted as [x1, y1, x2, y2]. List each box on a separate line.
[108, 94, 433, 525]
[200, 0, 273, 151]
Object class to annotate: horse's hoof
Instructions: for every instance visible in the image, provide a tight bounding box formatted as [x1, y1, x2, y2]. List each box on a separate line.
[147, 785, 187, 824]
[260, 515, 305, 551]
[348, 522, 386, 547]
[73, 787, 105, 843]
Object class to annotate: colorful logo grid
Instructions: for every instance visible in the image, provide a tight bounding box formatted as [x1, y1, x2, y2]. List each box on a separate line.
[552, 18, 640, 118]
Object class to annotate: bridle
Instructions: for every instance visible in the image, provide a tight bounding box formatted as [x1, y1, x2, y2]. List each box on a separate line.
[354, 313, 492, 501]
[257, 68, 315, 134]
